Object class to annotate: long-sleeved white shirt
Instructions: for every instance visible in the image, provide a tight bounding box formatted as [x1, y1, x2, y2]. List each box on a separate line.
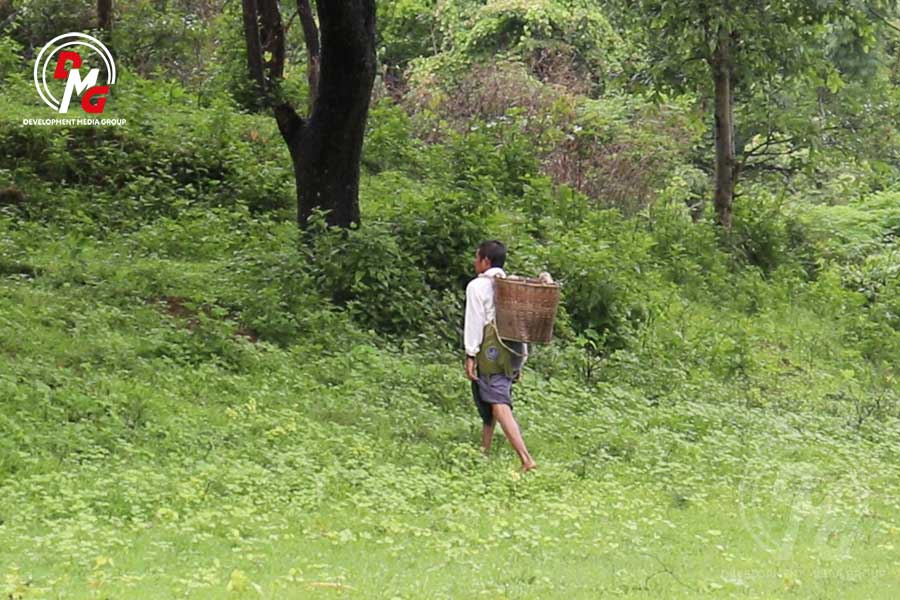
[464, 267, 527, 362]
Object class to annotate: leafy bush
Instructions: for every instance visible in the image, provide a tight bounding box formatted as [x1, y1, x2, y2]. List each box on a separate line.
[406, 59, 697, 214]
[0, 74, 294, 226]
[362, 99, 423, 174]
[792, 191, 900, 263]
[641, 201, 731, 303]
[6, 0, 94, 51]
[536, 209, 663, 348]
[377, 0, 439, 68]
[305, 215, 449, 339]
[727, 188, 792, 274]
[0, 35, 22, 83]
[413, 0, 626, 96]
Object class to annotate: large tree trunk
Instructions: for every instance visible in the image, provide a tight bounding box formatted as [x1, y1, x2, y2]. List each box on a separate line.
[711, 27, 735, 229]
[98, 0, 112, 30]
[241, 0, 375, 229]
[297, 0, 320, 110]
[293, 1, 374, 228]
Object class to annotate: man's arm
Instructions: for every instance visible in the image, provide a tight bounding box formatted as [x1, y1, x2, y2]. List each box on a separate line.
[464, 280, 486, 382]
[464, 280, 487, 357]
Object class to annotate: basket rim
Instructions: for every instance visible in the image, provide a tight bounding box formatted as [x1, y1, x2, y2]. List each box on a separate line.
[495, 276, 561, 289]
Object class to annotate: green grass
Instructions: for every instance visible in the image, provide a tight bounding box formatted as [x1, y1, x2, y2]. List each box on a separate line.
[2, 219, 900, 599]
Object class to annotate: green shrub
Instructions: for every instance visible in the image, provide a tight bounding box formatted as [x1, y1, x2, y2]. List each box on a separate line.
[377, 0, 439, 67]
[727, 188, 792, 275]
[0, 35, 22, 83]
[306, 215, 446, 338]
[362, 99, 423, 175]
[7, 0, 94, 51]
[0, 74, 293, 226]
[646, 199, 728, 292]
[536, 209, 663, 348]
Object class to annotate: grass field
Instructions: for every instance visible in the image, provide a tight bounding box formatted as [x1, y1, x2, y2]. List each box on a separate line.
[2, 216, 900, 599]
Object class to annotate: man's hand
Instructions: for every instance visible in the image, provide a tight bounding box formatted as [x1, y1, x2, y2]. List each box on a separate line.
[465, 356, 479, 382]
[513, 369, 523, 384]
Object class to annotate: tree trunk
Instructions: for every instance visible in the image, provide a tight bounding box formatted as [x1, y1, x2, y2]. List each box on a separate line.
[241, 0, 375, 229]
[301, 1, 373, 228]
[297, 0, 320, 111]
[98, 0, 112, 30]
[241, 0, 268, 103]
[711, 27, 735, 229]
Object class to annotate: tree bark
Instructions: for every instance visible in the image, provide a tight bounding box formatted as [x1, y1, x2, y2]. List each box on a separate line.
[296, 0, 320, 110]
[710, 26, 735, 229]
[241, 0, 268, 102]
[241, 0, 375, 229]
[295, 0, 375, 228]
[98, 0, 112, 31]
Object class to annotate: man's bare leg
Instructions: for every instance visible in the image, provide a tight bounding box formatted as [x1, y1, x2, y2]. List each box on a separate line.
[481, 422, 495, 454]
[491, 404, 536, 471]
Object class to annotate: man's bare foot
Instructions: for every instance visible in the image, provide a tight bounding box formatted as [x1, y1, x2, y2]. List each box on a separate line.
[522, 460, 537, 473]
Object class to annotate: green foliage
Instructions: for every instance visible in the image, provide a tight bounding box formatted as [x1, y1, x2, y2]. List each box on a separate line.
[306, 216, 444, 337]
[377, 0, 439, 67]
[604, 0, 900, 216]
[110, 0, 210, 86]
[728, 188, 793, 275]
[614, 0, 863, 94]
[362, 99, 423, 174]
[390, 191, 489, 293]
[7, 0, 94, 50]
[413, 0, 625, 96]
[645, 198, 727, 291]
[793, 191, 900, 262]
[535, 209, 662, 349]
[0, 35, 22, 83]
[0, 74, 294, 226]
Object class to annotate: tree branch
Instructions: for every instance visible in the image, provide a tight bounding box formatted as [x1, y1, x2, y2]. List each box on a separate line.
[258, 0, 285, 81]
[242, 0, 305, 138]
[0, 9, 19, 34]
[867, 4, 900, 35]
[734, 132, 800, 181]
[274, 103, 304, 142]
[284, 9, 298, 33]
[241, 0, 267, 100]
[745, 148, 798, 159]
[742, 135, 797, 160]
[741, 163, 798, 176]
[297, 0, 320, 111]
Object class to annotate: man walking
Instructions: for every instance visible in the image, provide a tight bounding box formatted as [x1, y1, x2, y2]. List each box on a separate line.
[464, 240, 537, 472]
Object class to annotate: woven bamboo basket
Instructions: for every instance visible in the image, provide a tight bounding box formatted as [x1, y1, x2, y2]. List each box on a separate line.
[494, 276, 561, 343]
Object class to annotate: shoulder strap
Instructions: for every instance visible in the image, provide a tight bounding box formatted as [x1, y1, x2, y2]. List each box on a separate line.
[488, 320, 525, 358]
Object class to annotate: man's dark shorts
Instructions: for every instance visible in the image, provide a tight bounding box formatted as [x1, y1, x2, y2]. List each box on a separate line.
[471, 373, 514, 426]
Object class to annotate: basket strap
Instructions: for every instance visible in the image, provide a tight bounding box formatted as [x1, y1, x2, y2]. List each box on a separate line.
[489, 320, 525, 358]
[488, 276, 525, 358]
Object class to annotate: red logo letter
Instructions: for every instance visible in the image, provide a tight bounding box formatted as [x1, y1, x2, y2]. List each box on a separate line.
[53, 51, 82, 80]
[81, 86, 109, 114]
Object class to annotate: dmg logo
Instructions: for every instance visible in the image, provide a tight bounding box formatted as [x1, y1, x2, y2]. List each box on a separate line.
[33, 32, 116, 114]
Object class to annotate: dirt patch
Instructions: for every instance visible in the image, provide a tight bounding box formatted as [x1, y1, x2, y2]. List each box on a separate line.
[149, 295, 259, 343]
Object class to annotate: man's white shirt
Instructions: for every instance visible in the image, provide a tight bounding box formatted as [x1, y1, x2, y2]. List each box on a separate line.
[464, 266, 528, 362]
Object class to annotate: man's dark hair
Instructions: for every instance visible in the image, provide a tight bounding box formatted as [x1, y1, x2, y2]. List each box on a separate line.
[477, 240, 506, 268]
